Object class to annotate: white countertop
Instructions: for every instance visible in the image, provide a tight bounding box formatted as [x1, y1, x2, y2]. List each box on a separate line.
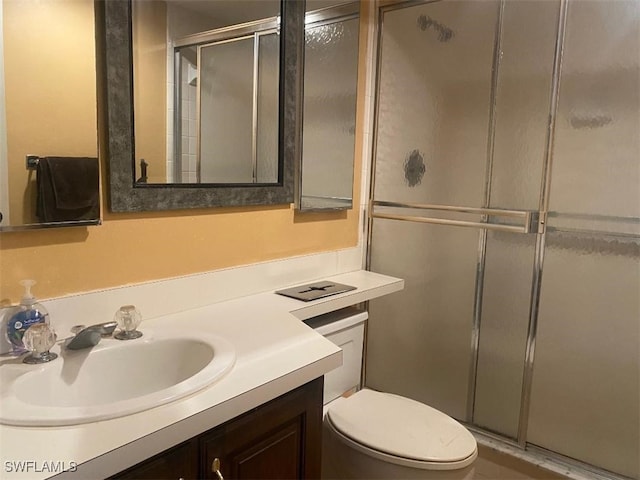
[0, 270, 403, 480]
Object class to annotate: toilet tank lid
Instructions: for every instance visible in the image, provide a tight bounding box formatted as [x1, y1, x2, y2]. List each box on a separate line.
[327, 389, 477, 464]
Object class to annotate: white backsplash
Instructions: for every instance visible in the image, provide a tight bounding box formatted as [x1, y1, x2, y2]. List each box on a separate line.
[1, 244, 364, 341]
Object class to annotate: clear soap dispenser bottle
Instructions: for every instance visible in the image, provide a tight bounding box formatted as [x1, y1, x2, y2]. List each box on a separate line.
[6, 280, 50, 354]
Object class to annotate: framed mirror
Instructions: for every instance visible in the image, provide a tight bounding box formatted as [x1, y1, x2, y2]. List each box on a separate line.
[100, 0, 304, 212]
[0, 0, 101, 231]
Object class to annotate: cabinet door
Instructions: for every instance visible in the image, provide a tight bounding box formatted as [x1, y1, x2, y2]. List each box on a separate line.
[201, 378, 323, 480]
[110, 439, 198, 480]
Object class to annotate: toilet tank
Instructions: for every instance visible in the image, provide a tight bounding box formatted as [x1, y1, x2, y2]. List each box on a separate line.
[304, 307, 367, 405]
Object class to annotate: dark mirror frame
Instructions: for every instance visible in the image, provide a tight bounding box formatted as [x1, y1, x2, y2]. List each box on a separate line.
[97, 0, 304, 213]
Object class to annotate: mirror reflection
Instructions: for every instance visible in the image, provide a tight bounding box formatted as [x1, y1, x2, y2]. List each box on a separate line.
[132, 0, 358, 196]
[132, 0, 281, 185]
[0, 0, 100, 229]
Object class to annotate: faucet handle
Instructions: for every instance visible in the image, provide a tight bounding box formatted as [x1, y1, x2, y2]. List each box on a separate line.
[23, 323, 58, 364]
[114, 305, 143, 340]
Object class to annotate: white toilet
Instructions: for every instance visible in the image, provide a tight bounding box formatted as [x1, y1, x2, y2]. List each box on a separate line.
[306, 307, 477, 479]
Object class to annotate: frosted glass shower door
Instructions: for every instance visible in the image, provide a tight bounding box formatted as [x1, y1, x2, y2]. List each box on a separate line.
[368, 0, 640, 475]
[528, 235, 639, 478]
[368, 220, 481, 420]
[367, 0, 507, 421]
[471, 0, 559, 439]
[368, 0, 551, 434]
[526, 1, 640, 477]
[372, 1, 499, 207]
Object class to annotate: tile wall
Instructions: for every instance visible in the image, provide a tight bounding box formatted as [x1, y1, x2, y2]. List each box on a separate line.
[179, 58, 198, 182]
[165, 10, 199, 183]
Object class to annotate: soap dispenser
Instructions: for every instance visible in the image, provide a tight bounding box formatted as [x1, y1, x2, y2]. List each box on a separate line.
[6, 280, 49, 354]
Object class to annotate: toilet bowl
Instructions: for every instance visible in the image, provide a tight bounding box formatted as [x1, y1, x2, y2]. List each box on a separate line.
[306, 308, 477, 479]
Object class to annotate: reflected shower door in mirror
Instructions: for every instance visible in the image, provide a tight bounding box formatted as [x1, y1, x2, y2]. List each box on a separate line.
[132, 0, 281, 185]
[299, 2, 360, 211]
[0, 0, 100, 230]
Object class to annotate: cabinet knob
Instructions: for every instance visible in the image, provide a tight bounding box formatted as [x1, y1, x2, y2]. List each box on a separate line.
[212, 458, 224, 480]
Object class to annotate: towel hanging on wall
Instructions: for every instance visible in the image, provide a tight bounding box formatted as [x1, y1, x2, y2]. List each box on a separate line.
[36, 157, 99, 223]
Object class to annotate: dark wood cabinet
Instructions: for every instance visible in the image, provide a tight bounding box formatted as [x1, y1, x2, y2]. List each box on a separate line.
[111, 440, 198, 480]
[111, 378, 323, 480]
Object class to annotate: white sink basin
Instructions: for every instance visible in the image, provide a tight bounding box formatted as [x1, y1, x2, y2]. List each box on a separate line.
[0, 329, 235, 426]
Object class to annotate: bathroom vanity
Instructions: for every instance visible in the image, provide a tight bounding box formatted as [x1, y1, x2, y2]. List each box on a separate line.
[0, 270, 403, 480]
[111, 378, 323, 480]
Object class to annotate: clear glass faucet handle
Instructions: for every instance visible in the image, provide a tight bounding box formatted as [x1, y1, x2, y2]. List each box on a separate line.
[114, 305, 142, 332]
[113, 305, 143, 340]
[23, 322, 57, 355]
[22, 323, 58, 363]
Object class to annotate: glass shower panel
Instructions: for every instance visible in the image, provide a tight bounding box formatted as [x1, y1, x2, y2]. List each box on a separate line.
[528, 233, 640, 479]
[374, 1, 499, 207]
[301, 17, 359, 208]
[367, 219, 479, 421]
[199, 38, 254, 183]
[472, 0, 558, 439]
[473, 231, 536, 438]
[548, 0, 640, 220]
[256, 32, 279, 183]
[489, 0, 559, 211]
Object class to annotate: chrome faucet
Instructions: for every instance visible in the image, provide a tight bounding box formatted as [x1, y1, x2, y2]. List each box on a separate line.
[65, 321, 117, 350]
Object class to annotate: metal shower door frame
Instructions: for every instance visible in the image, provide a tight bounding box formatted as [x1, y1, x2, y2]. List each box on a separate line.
[364, 0, 569, 449]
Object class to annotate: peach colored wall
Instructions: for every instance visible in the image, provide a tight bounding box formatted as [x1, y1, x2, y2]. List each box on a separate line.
[3, 0, 98, 225]
[0, 0, 371, 304]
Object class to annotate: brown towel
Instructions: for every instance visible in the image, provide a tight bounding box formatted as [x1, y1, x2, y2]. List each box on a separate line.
[36, 157, 99, 222]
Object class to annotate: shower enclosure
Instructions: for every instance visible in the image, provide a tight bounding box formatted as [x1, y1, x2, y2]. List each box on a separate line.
[366, 0, 639, 478]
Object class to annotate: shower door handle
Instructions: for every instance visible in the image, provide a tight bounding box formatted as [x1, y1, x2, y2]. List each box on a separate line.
[371, 200, 539, 234]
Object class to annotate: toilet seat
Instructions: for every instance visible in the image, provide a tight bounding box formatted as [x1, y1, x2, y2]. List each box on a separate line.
[325, 389, 477, 471]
